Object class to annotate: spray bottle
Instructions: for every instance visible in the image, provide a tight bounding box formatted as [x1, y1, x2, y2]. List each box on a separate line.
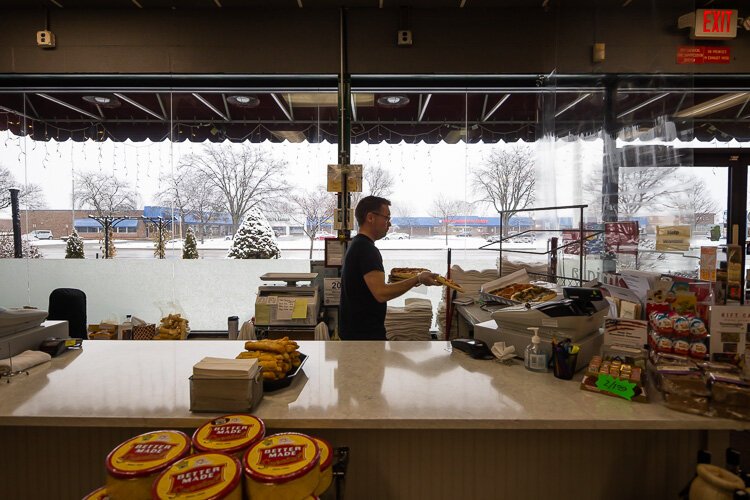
[524, 327, 548, 372]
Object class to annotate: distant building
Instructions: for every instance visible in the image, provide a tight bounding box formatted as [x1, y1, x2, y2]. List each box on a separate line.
[16, 209, 146, 240]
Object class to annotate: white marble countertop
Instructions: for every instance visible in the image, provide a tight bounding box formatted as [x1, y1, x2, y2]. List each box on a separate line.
[1, 340, 748, 430]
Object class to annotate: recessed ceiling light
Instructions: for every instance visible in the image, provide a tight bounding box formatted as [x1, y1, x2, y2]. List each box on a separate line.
[228, 95, 260, 107]
[377, 95, 410, 107]
[82, 95, 120, 108]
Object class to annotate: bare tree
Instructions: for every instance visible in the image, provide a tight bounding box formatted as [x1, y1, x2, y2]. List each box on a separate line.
[584, 165, 680, 220]
[155, 170, 192, 238]
[430, 195, 469, 245]
[180, 144, 289, 231]
[663, 176, 719, 232]
[74, 171, 137, 216]
[350, 165, 396, 223]
[158, 167, 225, 243]
[288, 186, 336, 259]
[392, 199, 417, 238]
[365, 165, 395, 198]
[0, 164, 46, 210]
[471, 146, 535, 236]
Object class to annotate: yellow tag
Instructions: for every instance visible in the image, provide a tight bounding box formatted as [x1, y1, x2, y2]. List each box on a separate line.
[292, 299, 308, 319]
[255, 304, 271, 325]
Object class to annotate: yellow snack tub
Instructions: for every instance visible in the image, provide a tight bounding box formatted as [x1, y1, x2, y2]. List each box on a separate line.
[312, 437, 333, 496]
[152, 452, 242, 500]
[192, 414, 265, 459]
[82, 486, 110, 499]
[105, 430, 191, 500]
[243, 432, 321, 500]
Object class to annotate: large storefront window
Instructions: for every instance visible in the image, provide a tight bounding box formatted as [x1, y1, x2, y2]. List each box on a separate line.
[0, 79, 746, 328]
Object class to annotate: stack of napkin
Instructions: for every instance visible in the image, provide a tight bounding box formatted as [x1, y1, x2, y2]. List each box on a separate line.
[448, 265, 500, 301]
[193, 357, 259, 379]
[191, 357, 261, 411]
[385, 298, 433, 341]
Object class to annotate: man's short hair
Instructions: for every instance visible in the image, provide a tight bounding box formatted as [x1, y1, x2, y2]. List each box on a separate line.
[355, 196, 391, 226]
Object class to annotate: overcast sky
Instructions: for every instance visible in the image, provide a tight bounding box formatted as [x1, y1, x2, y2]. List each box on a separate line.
[0, 131, 732, 221]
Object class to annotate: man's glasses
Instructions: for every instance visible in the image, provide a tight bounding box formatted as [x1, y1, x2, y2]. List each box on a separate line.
[370, 212, 391, 222]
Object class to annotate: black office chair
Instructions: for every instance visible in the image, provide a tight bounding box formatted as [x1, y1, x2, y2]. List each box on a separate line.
[48, 288, 87, 339]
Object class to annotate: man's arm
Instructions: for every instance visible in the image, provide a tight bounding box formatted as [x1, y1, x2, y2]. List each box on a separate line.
[363, 270, 439, 303]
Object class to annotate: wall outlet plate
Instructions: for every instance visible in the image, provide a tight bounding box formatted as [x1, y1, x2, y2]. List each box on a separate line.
[36, 30, 56, 48]
[397, 30, 413, 46]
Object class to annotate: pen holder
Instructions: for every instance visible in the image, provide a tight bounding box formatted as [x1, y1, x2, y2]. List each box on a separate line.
[552, 350, 578, 380]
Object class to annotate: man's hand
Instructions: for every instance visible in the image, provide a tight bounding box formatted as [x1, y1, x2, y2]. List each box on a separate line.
[416, 271, 440, 286]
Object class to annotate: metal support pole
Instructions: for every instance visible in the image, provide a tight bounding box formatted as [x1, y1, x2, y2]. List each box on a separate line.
[104, 220, 110, 259]
[601, 81, 620, 275]
[578, 206, 584, 285]
[727, 154, 748, 302]
[337, 7, 352, 241]
[9, 188, 22, 258]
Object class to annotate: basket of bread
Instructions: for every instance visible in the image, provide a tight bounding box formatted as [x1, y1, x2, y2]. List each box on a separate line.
[154, 313, 189, 340]
[237, 337, 306, 391]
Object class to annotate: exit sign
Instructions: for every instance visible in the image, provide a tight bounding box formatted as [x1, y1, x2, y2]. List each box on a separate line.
[694, 9, 737, 39]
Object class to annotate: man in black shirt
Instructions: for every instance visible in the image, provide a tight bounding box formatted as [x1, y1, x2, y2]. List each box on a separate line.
[340, 196, 439, 340]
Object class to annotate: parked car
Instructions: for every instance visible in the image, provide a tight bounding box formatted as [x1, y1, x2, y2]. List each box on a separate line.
[485, 235, 502, 243]
[509, 234, 535, 244]
[383, 232, 409, 240]
[456, 229, 473, 237]
[29, 229, 53, 240]
[314, 231, 336, 240]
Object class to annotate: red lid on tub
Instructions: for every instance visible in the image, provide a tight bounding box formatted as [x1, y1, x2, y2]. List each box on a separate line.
[313, 437, 333, 471]
[192, 414, 265, 455]
[152, 452, 242, 500]
[243, 432, 320, 484]
[105, 430, 191, 479]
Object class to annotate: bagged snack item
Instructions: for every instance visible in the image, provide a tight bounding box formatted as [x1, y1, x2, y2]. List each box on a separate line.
[709, 376, 750, 407]
[663, 393, 710, 415]
[192, 414, 265, 458]
[673, 339, 690, 357]
[659, 372, 710, 397]
[156, 314, 189, 340]
[712, 403, 750, 421]
[672, 315, 690, 338]
[152, 452, 242, 500]
[689, 342, 708, 360]
[313, 437, 333, 496]
[689, 318, 708, 340]
[243, 432, 320, 500]
[655, 335, 673, 354]
[105, 430, 191, 500]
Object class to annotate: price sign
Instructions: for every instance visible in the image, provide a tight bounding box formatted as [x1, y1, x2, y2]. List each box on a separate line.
[595, 374, 636, 401]
[324, 278, 342, 306]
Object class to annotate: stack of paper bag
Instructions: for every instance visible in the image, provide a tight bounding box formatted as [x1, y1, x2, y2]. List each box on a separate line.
[385, 298, 433, 341]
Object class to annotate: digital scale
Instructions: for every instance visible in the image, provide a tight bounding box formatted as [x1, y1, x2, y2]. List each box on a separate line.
[254, 273, 321, 328]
